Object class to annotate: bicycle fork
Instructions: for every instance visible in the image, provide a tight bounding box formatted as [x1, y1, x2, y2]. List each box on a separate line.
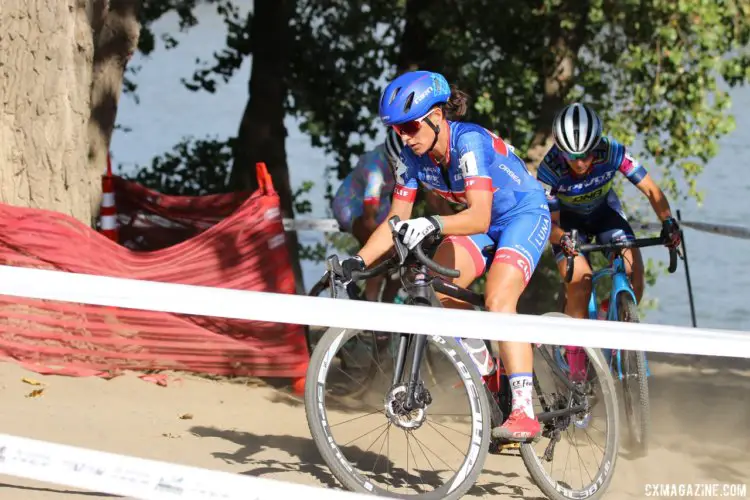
[391, 268, 434, 411]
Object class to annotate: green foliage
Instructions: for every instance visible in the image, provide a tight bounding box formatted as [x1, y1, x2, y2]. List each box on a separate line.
[289, 1, 401, 181]
[120, 136, 234, 195]
[578, 0, 750, 206]
[118, 0, 748, 309]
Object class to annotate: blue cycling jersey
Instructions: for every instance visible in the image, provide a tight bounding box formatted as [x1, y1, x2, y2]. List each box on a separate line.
[393, 121, 549, 226]
[536, 136, 648, 217]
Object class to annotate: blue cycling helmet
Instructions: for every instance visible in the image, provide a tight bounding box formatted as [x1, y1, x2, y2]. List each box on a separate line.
[379, 71, 451, 126]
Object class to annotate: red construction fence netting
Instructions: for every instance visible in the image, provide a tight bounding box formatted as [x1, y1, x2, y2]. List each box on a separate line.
[0, 162, 308, 389]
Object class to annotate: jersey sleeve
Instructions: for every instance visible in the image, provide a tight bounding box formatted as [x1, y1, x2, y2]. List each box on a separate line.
[363, 161, 385, 206]
[609, 138, 648, 185]
[456, 131, 493, 192]
[536, 149, 562, 212]
[392, 152, 419, 203]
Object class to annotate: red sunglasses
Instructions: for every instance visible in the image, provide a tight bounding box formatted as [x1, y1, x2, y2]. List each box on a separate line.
[392, 110, 436, 136]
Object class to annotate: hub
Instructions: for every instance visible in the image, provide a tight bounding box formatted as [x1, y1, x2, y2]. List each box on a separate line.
[384, 384, 430, 430]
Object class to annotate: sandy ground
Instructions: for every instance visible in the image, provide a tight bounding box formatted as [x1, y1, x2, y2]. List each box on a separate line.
[0, 352, 748, 500]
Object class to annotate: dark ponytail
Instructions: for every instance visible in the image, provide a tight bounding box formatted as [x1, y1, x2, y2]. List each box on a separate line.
[443, 84, 470, 121]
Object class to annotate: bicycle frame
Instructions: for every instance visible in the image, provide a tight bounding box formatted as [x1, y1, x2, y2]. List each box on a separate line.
[320, 215, 594, 430]
[586, 253, 649, 380]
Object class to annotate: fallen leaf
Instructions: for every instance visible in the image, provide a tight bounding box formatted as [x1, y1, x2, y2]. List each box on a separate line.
[179, 413, 193, 420]
[25, 388, 45, 398]
[21, 378, 43, 386]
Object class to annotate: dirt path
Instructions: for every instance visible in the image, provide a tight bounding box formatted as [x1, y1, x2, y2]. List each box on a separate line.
[0, 352, 747, 499]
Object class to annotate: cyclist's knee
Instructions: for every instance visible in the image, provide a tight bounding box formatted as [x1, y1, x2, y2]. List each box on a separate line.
[565, 274, 592, 307]
[624, 248, 644, 302]
[484, 266, 526, 313]
[631, 271, 644, 302]
[558, 257, 592, 285]
[485, 290, 518, 313]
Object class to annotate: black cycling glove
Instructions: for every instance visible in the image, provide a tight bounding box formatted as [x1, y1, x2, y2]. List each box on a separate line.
[559, 233, 579, 257]
[661, 217, 681, 249]
[339, 255, 365, 281]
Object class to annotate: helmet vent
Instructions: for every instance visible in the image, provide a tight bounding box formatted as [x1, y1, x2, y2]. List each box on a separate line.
[388, 87, 402, 106]
[403, 91, 415, 113]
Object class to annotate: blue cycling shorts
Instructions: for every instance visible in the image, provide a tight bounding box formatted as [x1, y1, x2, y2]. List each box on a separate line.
[443, 211, 551, 286]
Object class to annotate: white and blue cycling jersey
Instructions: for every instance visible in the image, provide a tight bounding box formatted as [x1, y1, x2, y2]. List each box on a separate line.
[537, 136, 648, 217]
[393, 121, 551, 285]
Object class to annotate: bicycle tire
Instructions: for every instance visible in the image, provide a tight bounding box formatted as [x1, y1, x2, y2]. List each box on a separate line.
[305, 326, 491, 500]
[305, 279, 382, 399]
[616, 292, 650, 453]
[520, 313, 620, 500]
[305, 279, 330, 356]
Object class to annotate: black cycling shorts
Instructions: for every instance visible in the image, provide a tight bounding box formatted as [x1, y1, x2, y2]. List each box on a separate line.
[551, 205, 635, 262]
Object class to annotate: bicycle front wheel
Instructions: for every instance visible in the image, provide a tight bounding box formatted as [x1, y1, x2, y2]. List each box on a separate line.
[616, 291, 650, 453]
[305, 327, 491, 500]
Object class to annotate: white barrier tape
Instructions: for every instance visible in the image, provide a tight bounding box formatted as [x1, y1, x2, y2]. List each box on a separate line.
[119, 214, 341, 233]
[0, 433, 370, 500]
[282, 218, 340, 232]
[0, 265, 747, 359]
[631, 220, 750, 240]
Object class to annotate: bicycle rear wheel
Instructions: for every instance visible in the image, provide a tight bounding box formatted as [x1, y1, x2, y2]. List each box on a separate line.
[616, 292, 650, 453]
[305, 326, 491, 500]
[520, 313, 620, 500]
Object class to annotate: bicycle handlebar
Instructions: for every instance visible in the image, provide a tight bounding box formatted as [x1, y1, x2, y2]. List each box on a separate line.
[396, 217, 461, 279]
[349, 254, 397, 281]
[324, 215, 461, 287]
[564, 228, 678, 283]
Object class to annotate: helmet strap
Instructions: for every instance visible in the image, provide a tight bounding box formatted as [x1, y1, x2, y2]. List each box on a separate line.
[423, 117, 441, 159]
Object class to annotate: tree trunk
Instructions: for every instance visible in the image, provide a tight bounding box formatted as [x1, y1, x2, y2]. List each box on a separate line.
[1, 0, 99, 223]
[396, 0, 442, 73]
[524, 3, 590, 175]
[227, 0, 305, 294]
[519, 3, 590, 314]
[88, 0, 141, 217]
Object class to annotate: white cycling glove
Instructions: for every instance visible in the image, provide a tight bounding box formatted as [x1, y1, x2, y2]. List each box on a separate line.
[395, 216, 443, 250]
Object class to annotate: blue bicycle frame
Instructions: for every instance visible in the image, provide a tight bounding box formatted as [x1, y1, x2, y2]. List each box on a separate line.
[586, 253, 651, 379]
[554, 252, 651, 380]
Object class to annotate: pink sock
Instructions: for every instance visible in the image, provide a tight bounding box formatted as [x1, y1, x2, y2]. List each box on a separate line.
[566, 346, 586, 382]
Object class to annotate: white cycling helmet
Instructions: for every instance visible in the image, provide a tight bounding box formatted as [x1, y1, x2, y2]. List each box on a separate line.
[552, 102, 603, 157]
[384, 127, 404, 166]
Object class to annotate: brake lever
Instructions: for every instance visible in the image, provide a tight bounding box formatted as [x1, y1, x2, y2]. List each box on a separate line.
[388, 216, 410, 265]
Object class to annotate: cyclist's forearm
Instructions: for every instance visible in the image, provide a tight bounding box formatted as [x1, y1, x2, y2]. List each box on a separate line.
[648, 192, 673, 221]
[636, 174, 673, 221]
[357, 222, 394, 266]
[358, 198, 413, 266]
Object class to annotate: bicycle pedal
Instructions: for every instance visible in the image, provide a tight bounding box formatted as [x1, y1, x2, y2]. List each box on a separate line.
[489, 440, 521, 454]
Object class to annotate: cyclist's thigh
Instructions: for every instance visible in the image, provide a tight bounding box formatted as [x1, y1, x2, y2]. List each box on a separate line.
[556, 253, 594, 284]
[434, 233, 494, 288]
[491, 211, 552, 289]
